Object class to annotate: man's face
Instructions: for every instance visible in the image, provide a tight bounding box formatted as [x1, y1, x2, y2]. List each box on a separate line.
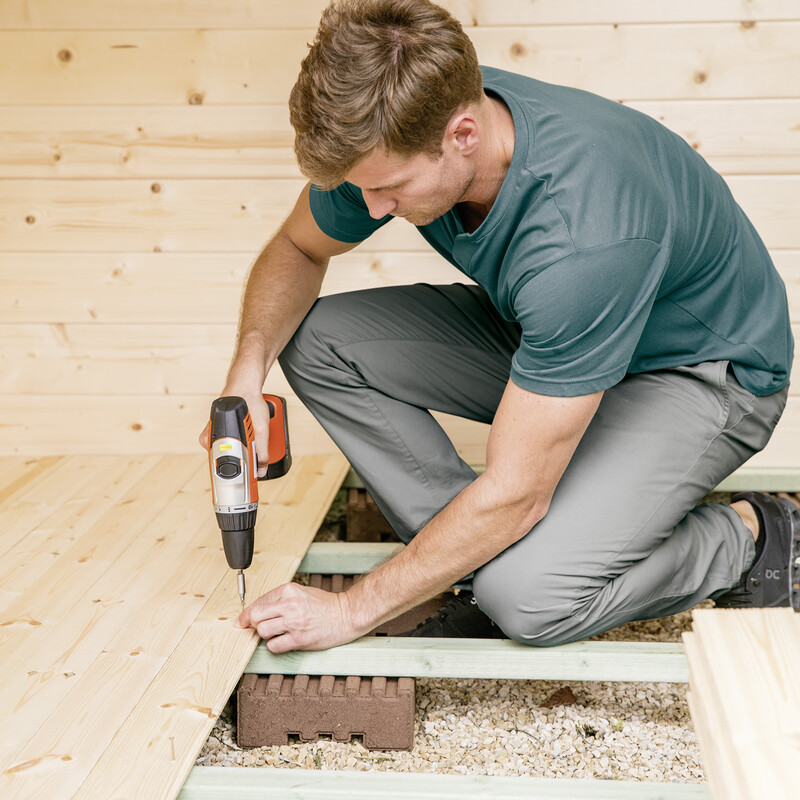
[345, 146, 473, 228]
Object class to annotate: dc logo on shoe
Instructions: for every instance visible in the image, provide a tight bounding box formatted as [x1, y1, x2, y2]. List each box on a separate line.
[764, 569, 782, 580]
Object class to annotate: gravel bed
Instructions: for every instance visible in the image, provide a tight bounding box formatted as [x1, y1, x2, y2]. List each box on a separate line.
[196, 489, 726, 781]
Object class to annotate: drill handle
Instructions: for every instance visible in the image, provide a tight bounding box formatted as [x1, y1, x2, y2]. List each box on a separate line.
[260, 394, 292, 480]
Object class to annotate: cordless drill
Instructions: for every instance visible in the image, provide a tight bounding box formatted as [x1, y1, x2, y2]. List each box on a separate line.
[208, 395, 291, 607]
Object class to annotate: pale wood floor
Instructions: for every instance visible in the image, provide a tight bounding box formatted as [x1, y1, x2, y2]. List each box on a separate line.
[0, 453, 348, 799]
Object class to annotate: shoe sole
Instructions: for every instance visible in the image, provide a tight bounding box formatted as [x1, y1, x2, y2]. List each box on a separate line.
[777, 497, 800, 611]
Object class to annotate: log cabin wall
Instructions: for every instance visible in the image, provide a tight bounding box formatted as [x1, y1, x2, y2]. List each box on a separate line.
[1, 1, 799, 462]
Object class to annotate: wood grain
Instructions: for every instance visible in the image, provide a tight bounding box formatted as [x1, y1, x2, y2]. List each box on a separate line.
[71, 454, 348, 800]
[2, 100, 798, 179]
[685, 609, 800, 800]
[2, 25, 799, 106]
[3, 0, 797, 29]
[3, 177, 796, 252]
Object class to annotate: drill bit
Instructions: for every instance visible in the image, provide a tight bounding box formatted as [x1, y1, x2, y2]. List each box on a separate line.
[237, 569, 246, 608]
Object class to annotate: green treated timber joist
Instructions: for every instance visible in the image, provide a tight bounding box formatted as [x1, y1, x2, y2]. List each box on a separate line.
[245, 637, 688, 683]
[179, 766, 710, 799]
[342, 466, 800, 491]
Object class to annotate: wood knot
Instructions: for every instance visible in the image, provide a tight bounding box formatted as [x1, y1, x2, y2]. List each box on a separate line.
[131, 422, 143, 431]
[150, 182, 161, 194]
[53, 152, 62, 162]
[57, 49, 74, 63]
[509, 42, 527, 59]
[188, 92, 205, 105]
[693, 70, 707, 84]
[61, 756, 73, 762]
[691, 141, 700, 150]
[740, 20, 756, 30]
[25, 215, 36, 225]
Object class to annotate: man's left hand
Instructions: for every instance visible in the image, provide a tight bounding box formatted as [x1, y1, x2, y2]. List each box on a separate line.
[236, 582, 366, 653]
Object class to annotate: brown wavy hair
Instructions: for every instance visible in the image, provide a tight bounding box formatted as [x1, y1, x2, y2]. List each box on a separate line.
[289, 0, 483, 189]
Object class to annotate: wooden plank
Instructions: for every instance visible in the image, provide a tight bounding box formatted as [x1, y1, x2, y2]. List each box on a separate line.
[71, 454, 347, 800]
[625, 99, 800, 175]
[0, 178, 425, 253]
[0, 458, 247, 797]
[0, 456, 117, 560]
[2, 176, 796, 253]
[1, 25, 799, 106]
[683, 633, 747, 800]
[0, 458, 212, 779]
[3, 0, 796, 28]
[245, 638, 689, 683]
[1, 249, 797, 324]
[0, 250, 456, 323]
[0, 455, 62, 506]
[686, 609, 800, 800]
[297, 541, 404, 574]
[0, 455, 159, 615]
[0, 456, 199, 655]
[0, 105, 299, 180]
[180, 765, 712, 799]
[3, 100, 799, 179]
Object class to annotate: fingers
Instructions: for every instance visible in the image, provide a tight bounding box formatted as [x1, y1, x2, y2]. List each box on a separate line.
[248, 397, 271, 478]
[198, 420, 211, 450]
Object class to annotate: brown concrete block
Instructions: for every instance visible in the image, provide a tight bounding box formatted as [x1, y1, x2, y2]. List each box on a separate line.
[345, 488, 395, 542]
[237, 673, 416, 750]
[236, 575, 449, 750]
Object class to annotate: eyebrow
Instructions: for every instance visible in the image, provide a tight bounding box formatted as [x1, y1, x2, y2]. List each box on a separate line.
[365, 179, 406, 192]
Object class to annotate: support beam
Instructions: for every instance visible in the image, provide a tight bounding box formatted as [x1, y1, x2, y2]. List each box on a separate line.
[245, 638, 688, 683]
[179, 766, 711, 799]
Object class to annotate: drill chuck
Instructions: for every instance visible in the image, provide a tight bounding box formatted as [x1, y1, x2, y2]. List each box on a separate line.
[219, 525, 255, 571]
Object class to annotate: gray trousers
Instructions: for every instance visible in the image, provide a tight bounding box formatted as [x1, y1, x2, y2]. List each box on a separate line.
[278, 283, 788, 645]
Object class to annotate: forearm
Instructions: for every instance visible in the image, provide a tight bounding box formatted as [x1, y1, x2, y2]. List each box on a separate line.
[226, 231, 327, 392]
[345, 471, 545, 633]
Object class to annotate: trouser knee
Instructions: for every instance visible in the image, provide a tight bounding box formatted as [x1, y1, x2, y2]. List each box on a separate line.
[473, 566, 577, 648]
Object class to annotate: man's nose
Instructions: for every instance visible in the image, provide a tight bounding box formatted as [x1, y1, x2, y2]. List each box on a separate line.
[362, 191, 396, 219]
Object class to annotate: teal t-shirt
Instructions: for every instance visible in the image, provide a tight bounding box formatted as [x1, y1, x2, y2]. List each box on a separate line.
[309, 66, 792, 397]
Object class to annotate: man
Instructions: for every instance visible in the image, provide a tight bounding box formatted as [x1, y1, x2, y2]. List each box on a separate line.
[202, 0, 798, 654]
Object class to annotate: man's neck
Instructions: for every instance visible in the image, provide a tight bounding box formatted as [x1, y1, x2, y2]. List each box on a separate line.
[458, 94, 515, 224]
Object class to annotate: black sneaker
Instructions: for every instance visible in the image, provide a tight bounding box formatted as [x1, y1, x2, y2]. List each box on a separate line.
[395, 591, 507, 638]
[715, 491, 800, 610]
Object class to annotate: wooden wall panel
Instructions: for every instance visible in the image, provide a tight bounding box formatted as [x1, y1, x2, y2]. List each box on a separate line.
[3, 100, 799, 179]
[2, 25, 799, 106]
[1, 1, 798, 463]
[3, 0, 796, 29]
[2, 176, 798, 252]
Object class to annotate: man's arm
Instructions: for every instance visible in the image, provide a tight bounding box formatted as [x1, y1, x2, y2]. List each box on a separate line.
[240, 379, 602, 652]
[199, 183, 359, 472]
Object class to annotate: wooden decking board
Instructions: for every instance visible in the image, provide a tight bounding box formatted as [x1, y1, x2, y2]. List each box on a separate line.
[0, 455, 198, 641]
[0, 456, 207, 776]
[0, 455, 115, 561]
[0, 455, 160, 614]
[0, 456, 61, 501]
[684, 609, 800, 800]
[0, 462, 231, 797]
[71, 454, 348, 800]
[0, 454, 347, 799]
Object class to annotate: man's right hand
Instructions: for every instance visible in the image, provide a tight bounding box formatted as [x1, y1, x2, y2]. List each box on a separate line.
[198, 389, 272, 478]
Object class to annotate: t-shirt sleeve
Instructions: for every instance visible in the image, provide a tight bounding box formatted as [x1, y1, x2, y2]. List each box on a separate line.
[509, 239, 667, 396]
[308, 182, 393, 243]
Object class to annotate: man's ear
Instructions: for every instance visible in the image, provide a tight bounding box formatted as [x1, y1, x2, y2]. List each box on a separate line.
[445, 108, 480, 156]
